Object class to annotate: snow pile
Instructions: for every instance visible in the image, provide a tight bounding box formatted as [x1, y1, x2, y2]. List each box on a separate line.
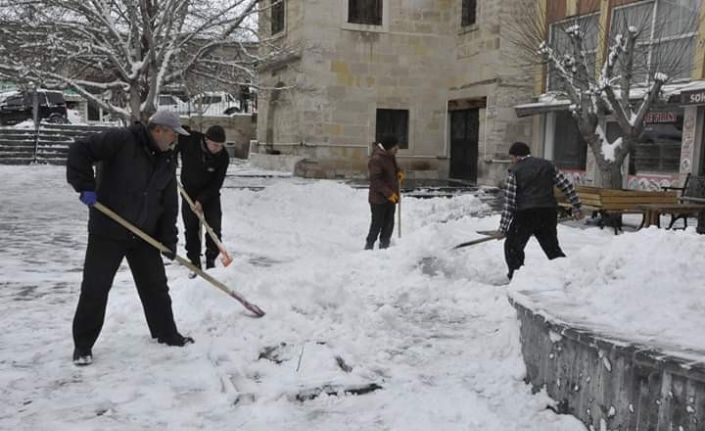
[510, 227, 705, 355]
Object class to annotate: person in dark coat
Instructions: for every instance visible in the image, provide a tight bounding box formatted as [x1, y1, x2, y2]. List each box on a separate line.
[365, 135, 403, 250]
[498, 141, 584, 280]
[176, 125, 230, 270]
[66, 110, 193, 366]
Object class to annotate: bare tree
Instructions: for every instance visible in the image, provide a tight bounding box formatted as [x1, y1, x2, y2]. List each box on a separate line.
[507, 0, 700, 187]
[0, 0, 291, 123]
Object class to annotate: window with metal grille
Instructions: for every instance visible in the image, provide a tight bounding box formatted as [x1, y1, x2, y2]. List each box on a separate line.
[547, 13, 599, 92]
[375, 109, 409, 149]
[461, 0, 477, 26]
[348, 0, 382, 26]
[271, 0, 285, 35]
[609, 0, 699, 83]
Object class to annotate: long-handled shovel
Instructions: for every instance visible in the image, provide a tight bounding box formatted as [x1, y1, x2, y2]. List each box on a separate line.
[94, 202, 265, 317]
[452, 215, 575, 250]
[177, 183, 233, 267]
[397, 180, 402, 239]
[453, 234, 503, 249]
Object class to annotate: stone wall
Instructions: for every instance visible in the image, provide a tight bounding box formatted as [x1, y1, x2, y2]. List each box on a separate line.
[256, 0, 538, 183]
[182, 114, 256, 147]
[510, 295, 705, 431]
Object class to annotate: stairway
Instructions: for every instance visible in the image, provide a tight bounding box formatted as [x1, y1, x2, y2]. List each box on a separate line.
[0, 124, 115, 165]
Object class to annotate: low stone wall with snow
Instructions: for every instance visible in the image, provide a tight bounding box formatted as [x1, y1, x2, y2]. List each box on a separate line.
[509, 295, 705, 431]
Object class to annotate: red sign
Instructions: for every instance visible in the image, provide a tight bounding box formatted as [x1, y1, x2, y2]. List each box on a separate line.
[644, 111, 677, 124]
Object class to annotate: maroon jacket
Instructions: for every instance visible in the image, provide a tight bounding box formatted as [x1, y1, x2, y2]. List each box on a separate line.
[368, 145, 400, 204]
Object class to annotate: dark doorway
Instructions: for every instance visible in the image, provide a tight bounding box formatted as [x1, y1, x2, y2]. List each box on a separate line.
[450, 108, 479, 182]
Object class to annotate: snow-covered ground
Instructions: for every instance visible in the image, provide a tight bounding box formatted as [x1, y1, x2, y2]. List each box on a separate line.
[0, 163, 700, 430]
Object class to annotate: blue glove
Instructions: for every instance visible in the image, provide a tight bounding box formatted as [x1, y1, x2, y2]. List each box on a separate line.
[79, 191, 97, 206]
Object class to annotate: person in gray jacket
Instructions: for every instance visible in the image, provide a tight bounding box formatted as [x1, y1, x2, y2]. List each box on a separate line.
[498, 142, 583, 280]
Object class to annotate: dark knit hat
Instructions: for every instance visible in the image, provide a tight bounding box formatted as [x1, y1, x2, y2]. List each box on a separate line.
[205, 125, 226, 143]
[380, 135, 399, 150]
[508, 141, 531, 157]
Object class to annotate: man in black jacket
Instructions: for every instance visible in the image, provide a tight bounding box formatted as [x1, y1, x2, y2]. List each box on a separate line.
[177, 125, 230, 270]
[498, 142, 583, 280]
[66, 110, 193, 366]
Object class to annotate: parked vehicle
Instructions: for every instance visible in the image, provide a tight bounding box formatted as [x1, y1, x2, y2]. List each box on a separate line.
[157, 94, 190, 114]
[188, 92, 242, 116]
[0, 90, 68, 126]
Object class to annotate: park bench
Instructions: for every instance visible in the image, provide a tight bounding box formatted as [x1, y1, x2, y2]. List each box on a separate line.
[655, 174, 705, 230]
[556, 185, 679, 234]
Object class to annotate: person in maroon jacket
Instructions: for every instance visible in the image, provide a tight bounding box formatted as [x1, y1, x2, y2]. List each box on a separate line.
[365, 135, 403, 250]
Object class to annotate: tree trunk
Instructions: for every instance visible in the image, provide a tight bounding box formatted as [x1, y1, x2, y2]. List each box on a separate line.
[595, 163, 623, 189]
[584, 132, 625, 189]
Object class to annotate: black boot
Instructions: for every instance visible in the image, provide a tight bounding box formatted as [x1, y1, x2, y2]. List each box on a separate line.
[188, 258, 201, 279]
[205, 258, 215, 269]
[364, 242, 374, 250]
[158, 333, 195, 347]
[73, 347, 93, 366]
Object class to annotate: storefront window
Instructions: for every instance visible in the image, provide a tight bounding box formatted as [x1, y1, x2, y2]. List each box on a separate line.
[552, 111, 587, 170]
[607, 107, 683, 174]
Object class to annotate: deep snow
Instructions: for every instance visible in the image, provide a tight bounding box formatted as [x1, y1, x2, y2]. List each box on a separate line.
[1, 162, 700, 430]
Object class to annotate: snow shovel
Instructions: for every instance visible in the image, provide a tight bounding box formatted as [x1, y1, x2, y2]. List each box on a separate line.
[93, 202, 265, 318]
[452, 233, 504, 249]
[452, 215, 575, 250]
[177, 183, 233, 267]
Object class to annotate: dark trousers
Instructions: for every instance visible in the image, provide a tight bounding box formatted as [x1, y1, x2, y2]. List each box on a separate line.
[366, 202, 396, 249]
[182, 198, 222, 267]
[73, 234, 179, 350]
[504, 207, 565, 276]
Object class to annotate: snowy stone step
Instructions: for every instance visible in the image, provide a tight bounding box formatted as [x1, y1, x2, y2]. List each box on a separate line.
[0, 157, 34, 165]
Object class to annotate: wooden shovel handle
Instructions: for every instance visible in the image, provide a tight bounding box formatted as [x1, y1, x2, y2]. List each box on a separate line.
[93, 202, 264, 317]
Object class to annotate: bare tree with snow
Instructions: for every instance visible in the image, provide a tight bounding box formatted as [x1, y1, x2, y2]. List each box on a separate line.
[0, 0, 291, 124]
[507, 0, 701, 188]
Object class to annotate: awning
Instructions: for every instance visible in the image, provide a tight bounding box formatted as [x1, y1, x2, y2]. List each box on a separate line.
[514, 100, 571, 118]
[515, 80, 705, 117]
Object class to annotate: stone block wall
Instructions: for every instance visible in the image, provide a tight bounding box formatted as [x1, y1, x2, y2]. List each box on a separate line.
[256, 0, 538, 183]
[182, 114, 256, 147]
[510, 295, 705, 431]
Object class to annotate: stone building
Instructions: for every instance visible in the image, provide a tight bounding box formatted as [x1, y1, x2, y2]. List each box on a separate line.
[255, 0, 535, 185]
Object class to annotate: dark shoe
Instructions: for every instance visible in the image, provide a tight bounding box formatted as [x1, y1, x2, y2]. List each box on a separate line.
[379, 243, 390, 249]
[205, 258, 215, 269]
[73, 348, 93, 366]
[158, 333, 195, 347]
[364, 242, 374, 250]
[188, 272, 198, 279]
[507, 269, 514, 280]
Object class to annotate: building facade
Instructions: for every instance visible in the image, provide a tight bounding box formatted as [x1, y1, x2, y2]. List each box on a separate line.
[255, 0, 535, 185]
[518, 0, 705, 190]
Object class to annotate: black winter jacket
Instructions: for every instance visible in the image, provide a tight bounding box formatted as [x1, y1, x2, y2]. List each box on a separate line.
[511, 156, 558, 211]
[66, 124, 179, 251]
[177, 131, 229, 204]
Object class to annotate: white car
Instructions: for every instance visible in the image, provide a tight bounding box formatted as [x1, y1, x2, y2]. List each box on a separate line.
[188, 92, 242, 116]
[157, 94, 190, 114]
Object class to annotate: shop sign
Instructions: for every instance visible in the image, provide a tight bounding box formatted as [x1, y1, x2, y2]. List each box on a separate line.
[681, 89, 705, 105]
[644, 111, 677, 124]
